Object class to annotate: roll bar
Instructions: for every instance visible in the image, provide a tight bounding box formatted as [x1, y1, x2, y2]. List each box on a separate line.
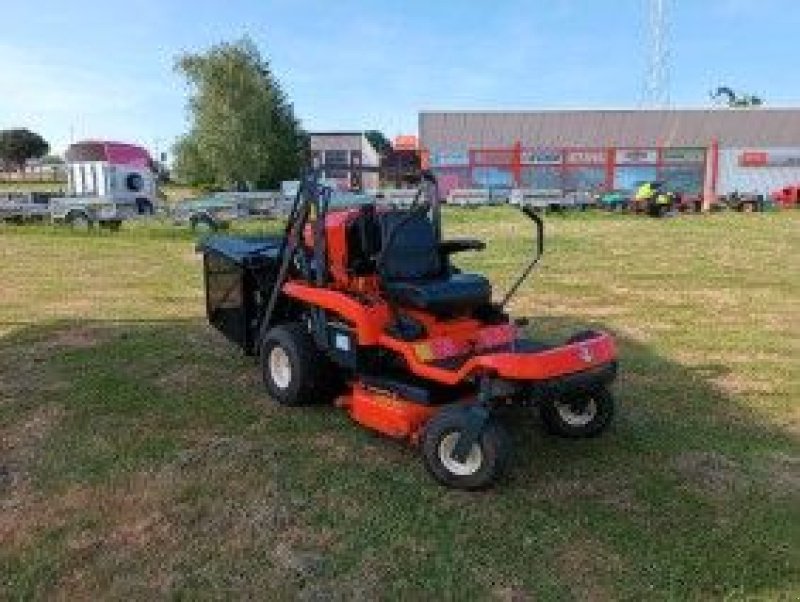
[499, 205, 544, 310]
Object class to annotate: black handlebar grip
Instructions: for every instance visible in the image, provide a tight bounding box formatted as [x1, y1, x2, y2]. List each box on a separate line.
[521, 206, 544, 255]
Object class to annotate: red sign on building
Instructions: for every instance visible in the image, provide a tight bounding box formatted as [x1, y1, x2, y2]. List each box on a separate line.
[739, 151, 768, 167]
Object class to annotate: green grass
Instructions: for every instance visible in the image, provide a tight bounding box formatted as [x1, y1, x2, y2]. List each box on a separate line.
[1, 209, 798, 599]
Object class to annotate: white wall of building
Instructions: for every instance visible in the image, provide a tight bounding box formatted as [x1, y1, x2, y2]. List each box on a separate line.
[718, 147, 800, 196]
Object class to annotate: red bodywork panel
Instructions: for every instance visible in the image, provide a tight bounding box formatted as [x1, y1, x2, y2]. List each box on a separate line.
[282, 283, 617, 386]
[337, 384, 438, 443]
[302, 207, 383, 293]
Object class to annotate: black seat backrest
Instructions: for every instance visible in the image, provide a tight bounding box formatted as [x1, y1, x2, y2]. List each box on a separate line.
[378, 211, 442, 281]
[346, 204, 382, 275]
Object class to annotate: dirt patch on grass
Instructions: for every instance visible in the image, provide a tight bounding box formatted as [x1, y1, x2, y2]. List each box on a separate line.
[671, 451, 746, 498]
[758, 452, 800, 496]
[532, 475, 641, 514]
[553, 535, 623, 601]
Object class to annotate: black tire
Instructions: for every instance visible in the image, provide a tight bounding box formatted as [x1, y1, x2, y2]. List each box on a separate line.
[260, 323, 336, 406]
[67, 211, 92, 230]
[101, 220, 122, 232]
[421, 407, 511, 490]
[136, 198, 154, 215]
[191, 215, 217, 232]
[540, 386, 615, 438]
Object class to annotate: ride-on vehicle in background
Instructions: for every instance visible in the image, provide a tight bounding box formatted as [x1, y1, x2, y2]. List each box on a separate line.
[770, 185, 800, 209]
[198, 170, 618, 489]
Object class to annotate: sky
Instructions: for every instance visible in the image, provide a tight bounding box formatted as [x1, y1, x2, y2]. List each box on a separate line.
[0, 0, 798, 157]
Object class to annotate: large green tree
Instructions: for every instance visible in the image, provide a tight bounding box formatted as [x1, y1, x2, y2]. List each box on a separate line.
[173, 38, 307, 189]
[0, 129, 49, 171]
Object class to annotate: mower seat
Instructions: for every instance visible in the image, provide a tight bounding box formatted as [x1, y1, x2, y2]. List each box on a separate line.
[378, 211, 491, 314]
[384, 274, 491, 314]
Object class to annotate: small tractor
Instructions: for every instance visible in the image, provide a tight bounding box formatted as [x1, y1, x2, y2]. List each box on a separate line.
[198, 171, 618, 489]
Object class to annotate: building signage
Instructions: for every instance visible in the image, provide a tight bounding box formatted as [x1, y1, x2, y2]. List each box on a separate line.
[393, 135, 418, 151]
[662, 148, 705, 163]
[615, 149, 658, 164]
[429, 150, 469, 167]
[566, 150, 606, 164]
[739, 150, 800, 167]
[521, 149, 562, 165]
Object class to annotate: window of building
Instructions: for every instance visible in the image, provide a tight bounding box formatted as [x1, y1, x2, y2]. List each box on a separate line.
[564, 167, 606, 192]
[521, 166, 562, 190]
[324, 149, 349, 179]
[471, 166, 514, 190]
[613, 166, 657, 191]
[659, 165, 704, 194]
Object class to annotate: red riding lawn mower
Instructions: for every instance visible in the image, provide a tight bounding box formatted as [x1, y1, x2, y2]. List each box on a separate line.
[199, 171, 618, 489]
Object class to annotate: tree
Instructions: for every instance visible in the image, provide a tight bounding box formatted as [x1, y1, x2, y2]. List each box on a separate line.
[172, 37, 307, 189]
[0, 129, 49, 171]
[710, 86, 764, 107]
[365, 131, 392, 156]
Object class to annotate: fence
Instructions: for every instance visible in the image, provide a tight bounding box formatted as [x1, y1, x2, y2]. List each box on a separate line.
[0, 166, 67, 183]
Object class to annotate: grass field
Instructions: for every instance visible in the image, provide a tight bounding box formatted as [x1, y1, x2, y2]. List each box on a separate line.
[1, 209, 798, 600]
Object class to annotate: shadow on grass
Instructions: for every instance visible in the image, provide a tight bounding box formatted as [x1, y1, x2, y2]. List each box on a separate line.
[1, 316, 797, 600]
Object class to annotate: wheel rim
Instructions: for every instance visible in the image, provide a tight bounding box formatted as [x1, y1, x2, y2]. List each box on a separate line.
[555, 398, 598, 427]
[268, 346, 292, 389]
[72, 216, 89, 229]
[438, 432, 483, 477]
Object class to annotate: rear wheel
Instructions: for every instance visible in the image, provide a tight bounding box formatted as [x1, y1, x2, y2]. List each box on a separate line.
[260, 323, 336, 406]
[67, 211, 92, 231]
[191, 215, 217, 232]
[421, 407, 510, 490]
[540, 386, 615, 438]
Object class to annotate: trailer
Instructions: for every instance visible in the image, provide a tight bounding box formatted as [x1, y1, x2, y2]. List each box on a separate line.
[49, 195, 138, 229]
[0, 192, 52, 223]
[447, 188, 508, 207]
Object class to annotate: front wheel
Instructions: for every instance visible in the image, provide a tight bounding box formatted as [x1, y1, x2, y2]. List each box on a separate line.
[421, 407, 511, 490]
[540, 386, 615, 438]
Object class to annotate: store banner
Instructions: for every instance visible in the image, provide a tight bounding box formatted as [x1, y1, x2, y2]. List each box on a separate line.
[429, 150, 469, 167]
[615, 149, 658, 164]
[662, 148, 705, 163]
[471, 149, 515, 165]
[521, 149, 562, 165]
[566, 150, 606, 164]
[739, 150, 800, 167]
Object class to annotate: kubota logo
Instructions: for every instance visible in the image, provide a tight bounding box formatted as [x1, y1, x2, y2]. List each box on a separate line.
[577, 343, 594, 363]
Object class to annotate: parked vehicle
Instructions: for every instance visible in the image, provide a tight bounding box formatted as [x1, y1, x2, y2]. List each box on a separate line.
[46, 141, 160, 230]
[64, 141, 159, 215]
[447, 188, 509, 207]
[596, 190, 631, 211]
[509, 188, 573, 210]
[0, 192, 53, 223]
[49, 196, 137, 230]
[171, 194, 248, 231]
[771, 185, 800, 208]
[718, 191, 767, 212]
